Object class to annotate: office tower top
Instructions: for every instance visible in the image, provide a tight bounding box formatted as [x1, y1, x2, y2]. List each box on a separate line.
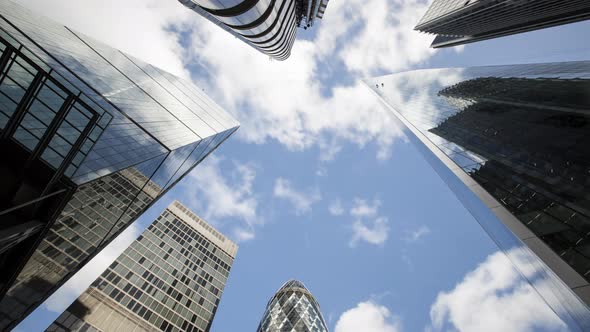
[414, 0, 590, 48]
[0, 0, 238, 329]
[178, 0, 331, 60]
[48, 201, 237, 332]
[257, 280, 328, 332]
[366, 61, 590, 330]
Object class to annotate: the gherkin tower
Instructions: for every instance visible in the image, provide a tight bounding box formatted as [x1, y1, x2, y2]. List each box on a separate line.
[257, 280, 328, 332]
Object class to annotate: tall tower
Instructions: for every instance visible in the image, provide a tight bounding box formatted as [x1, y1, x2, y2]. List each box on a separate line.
[178, 0, 330, 60]
[0, 0, 239, 329]
[47, 201, 237, 332]
[414, 0, 590, 48]
[257, 280, 328, 332]
[366, 61, 590, 330]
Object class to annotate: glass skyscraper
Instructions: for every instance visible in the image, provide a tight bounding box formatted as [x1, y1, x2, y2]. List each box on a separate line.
[415, 0, 590, 48]
[0, 0, 239, 329]
[257, 280, 328, 332]
[47, 201, 237, 332]
[366, 61, 590, 330]
[178, 0, 330, 60]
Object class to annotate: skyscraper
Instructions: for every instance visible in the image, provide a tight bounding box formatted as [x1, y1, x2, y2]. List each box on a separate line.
[47, 201, 237, 332]
[178, 0, 330, 60]
[366, 61, 590, 330]
[415, 0, 590, 48]
[0, 0, 239, 329]
[257, 280, 328, 332]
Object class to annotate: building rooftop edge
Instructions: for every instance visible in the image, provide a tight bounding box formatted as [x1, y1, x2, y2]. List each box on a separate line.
[166, 200, 238, 258]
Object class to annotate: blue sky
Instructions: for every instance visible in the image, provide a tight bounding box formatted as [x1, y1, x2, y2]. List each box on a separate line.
[14, 0, 590, 331]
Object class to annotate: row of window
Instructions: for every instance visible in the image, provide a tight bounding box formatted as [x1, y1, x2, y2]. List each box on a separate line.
[133, 230, 221, 299]
[137, 218, 222, 304]
[148, 217, 228, 288]
[98, 263, 212, 332]
[91, 213, 225, 330]
[105, 285, 206, 332]
[161, 212, 233, 273]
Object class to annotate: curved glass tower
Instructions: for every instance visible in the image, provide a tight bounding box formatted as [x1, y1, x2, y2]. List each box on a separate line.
[178, 0, 330, 60]
[257, 280, 328, 332]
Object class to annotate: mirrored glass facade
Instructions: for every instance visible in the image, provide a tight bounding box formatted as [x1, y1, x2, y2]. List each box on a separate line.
[47, 201, 237, 332]
[415, 0, 590, 48]
[0, 1, 238, 329]
[366, 61, 590, 330]
[178, 0, 330, 60]
[257, 280, 328, 332]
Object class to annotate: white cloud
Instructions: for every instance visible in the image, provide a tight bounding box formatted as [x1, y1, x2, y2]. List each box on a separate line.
[18, 0, 191, 78]
[350, 198, 381, 218]
[428, 250, 568, 332]
[43, 223, 141, 313]
[185, 155, 261, 242]
[318, 138, 343, 163]
[329, 199, 345, 216]
[20, 0, 438, 162]
[190, 25, 404, 156]
[316, 165, 328, 177]
[405, 225, 431, 243]
[335, 301, 401, 332]
[182, 0, 434, 160]
[273, 178, 322, 215]
[321, 0, 436, 77]
[350, 217, 390, 247]
[232, 227, 255, 242]
[342, 197, 389, 247]
[400, 248, 413, 268]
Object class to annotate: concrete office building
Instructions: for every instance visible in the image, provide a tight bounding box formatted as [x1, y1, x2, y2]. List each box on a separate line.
[0, 1, 238, 329]
[47, 201, 237, 332]
[415, 0, 590, 48]
[178, 0, 330, 60]
[257, 280, 328, 332]
[366, 61, 590, 331]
